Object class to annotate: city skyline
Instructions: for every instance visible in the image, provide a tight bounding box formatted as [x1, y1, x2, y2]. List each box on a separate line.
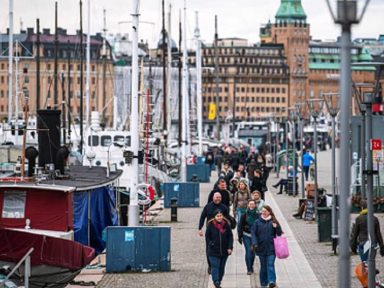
[0, 0, 382, 48]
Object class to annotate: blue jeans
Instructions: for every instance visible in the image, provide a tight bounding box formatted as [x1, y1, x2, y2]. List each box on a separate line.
[258, 254, 276, 286]
[243, 235, 255, 272]
[208, 255, 228, 284]
[358, 243, 369, 263]
[236, 207, 246, 224]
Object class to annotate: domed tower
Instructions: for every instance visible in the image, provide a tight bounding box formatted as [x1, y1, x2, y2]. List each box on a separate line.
[271, 0, 310, 108]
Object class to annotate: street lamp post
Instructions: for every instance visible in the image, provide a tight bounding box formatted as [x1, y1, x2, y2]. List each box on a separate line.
[326, 1, 370, 287]
[323, 92, 340, 254]
[296, 102, 306, 199]
[307, 98, 324, 214]
[289, 107, 299, 196]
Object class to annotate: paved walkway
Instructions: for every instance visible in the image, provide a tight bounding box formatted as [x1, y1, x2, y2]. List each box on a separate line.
[90, 149, 384, 288]
[208, 179, 322, 288]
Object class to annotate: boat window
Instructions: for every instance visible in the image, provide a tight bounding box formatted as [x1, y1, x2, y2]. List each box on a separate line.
[2, 191, 26, 219]
[101, 136, 112, 147]
[88, 135, 99, 147]
[114, 135, 125, 146]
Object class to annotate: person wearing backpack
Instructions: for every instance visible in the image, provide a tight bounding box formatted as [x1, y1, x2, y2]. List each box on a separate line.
[238, 199, 260, 275]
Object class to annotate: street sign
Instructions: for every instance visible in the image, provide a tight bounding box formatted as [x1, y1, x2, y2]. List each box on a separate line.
[370, 139, 382, 151]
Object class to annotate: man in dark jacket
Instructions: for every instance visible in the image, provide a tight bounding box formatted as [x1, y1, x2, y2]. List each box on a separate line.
[199, 192, 229, 235]
[208, 178, 232, 208]
[351, 200, 384, 262]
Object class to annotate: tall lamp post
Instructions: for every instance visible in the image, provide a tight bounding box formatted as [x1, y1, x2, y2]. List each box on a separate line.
[307, 98, 324, 214]
[296, 101, 306, 199]
[288, 106, 299, 196]
[323, 92, 340, 254]
[326, 1, 370, 287]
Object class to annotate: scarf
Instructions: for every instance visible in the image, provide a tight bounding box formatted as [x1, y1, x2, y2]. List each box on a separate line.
[213, 220, 226, 234]
[261, 215, 272, 221]
[360, 208, 368, 215]
[246, 208, 258, 227]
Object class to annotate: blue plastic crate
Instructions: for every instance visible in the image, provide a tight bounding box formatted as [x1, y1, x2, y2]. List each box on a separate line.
[186, 164, 210, 183]
[163, 182, 200, 208]
[106, 226, 171, 272]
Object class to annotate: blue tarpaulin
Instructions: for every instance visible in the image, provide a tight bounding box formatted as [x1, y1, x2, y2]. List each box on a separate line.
[73, 186, 118, 254]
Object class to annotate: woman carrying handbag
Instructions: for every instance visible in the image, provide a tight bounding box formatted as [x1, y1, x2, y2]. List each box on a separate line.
[251, 205, 282, 288]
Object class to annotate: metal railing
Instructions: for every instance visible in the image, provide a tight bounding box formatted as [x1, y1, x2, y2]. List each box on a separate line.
[0, 248, 33, 288]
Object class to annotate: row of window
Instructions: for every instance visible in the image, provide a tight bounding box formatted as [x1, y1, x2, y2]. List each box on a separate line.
[203, 48, 281, 57]
[203, 56, 285, 66]
[205, 96, 286, 104]
[0, 105, 98, 113]
[204, 86, 287, 94]
[203, 105, 286, 113]
[0, 63, 98, 71]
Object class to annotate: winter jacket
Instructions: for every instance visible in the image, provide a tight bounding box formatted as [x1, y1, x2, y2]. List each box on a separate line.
[238, 209, 260, 239]
[251, 217, 282, 256]
[233, 189, 250, 214]
[199, 202, 229, 230]
[351, 209, 384, 250]
[205, 220, 234, 257]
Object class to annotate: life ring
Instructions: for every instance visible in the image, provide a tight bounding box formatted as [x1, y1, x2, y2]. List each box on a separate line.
[137, 183, 155, 206]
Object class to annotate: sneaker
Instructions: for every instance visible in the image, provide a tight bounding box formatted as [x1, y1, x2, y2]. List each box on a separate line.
[208, 266, 211, 275]
[269, 283, 277, 288]
[272, 184, 278, 188]
[247, 271, 253, 275]
[214, 282, 221, 288]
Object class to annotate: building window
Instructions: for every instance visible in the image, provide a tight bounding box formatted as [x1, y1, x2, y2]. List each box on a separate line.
[92, 65, 95, 71]
[47, 64, 51, 70]
[92, 91, 96, 99]
[0, 90, 3, 98]
[92, 77, 96, 85]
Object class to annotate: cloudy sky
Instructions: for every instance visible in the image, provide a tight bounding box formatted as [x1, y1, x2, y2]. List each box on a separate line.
[0, 0, 382, 48]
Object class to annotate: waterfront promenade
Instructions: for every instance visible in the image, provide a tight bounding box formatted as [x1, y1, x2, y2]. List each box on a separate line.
[71, 149, 384, 288]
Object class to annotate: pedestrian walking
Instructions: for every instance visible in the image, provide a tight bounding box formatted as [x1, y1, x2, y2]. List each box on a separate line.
[208, 178, 232, 208]
[199, 192, 230, 275]
[351, 200, 384, 262]
[206, 209, 233, 288]
[251, 205, 282, 288]
[238, 199, 260, 275]
[251, 190, 265, 213]
[302, 149, 315, 181]
[233, 178, 251, 223]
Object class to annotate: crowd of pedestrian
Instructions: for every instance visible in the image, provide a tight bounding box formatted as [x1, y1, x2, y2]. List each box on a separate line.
[198, 144, 282, 288]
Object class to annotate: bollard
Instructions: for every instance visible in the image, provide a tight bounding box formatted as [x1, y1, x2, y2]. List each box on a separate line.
[170, 198, 178, 222]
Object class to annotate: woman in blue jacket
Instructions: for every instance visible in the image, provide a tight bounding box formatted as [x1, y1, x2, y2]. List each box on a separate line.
[205, 209, 234, 288]
[251, 205, 282, 288]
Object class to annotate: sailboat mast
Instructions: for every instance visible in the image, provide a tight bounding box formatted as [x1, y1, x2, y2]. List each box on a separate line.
[86, 0, 91, 128]
[161, 0, 167, 137]
[8, 0, 13, 124]
[178, 11, 182, 147]
[214, 15, 220, 140]
[54, 1, 58, 108]
[67, 40, 71, 142]
[79, 0, 84, 153]
[181, 2, 188, 182]
[166, 3, 172, 139]
[36, 18, 41, 111]
[195, 11, 202, 156]
[128, 0, 140, 226]
[102, 9, 107, 125]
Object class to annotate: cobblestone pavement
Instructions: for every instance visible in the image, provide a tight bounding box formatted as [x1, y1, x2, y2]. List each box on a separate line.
[269, 149, 384, 288]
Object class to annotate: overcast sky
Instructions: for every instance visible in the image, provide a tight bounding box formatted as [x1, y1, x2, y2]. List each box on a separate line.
[0, 0, 382, 48]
